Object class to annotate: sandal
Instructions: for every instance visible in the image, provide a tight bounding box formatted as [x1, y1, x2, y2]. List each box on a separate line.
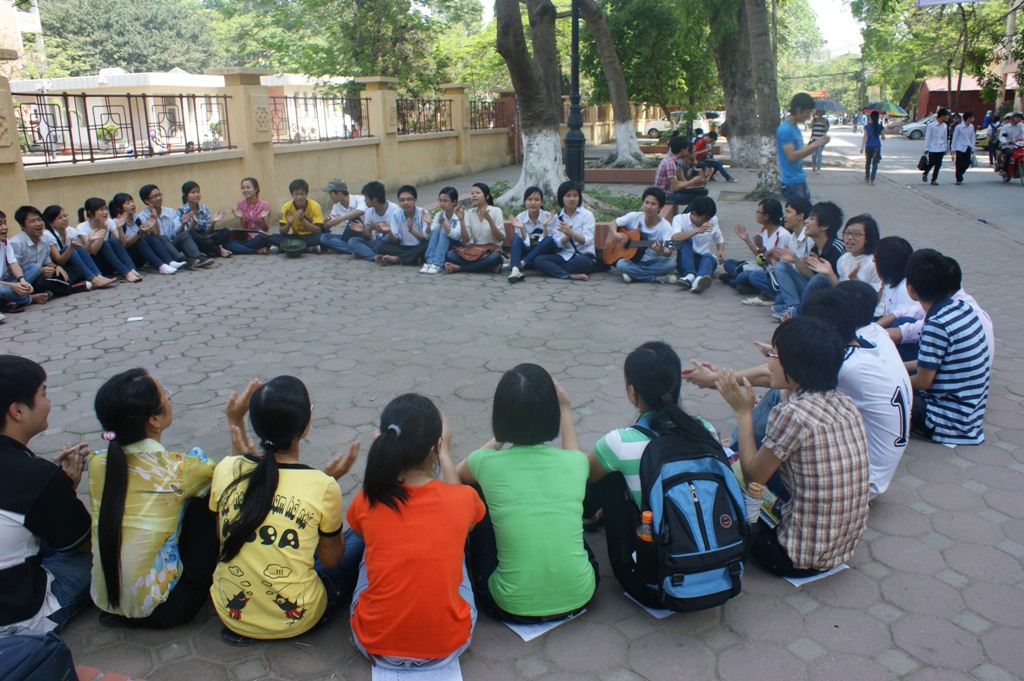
[444, 262, 460, 274]
[220, 247, 232, 258]
[220, 627, 257, 647]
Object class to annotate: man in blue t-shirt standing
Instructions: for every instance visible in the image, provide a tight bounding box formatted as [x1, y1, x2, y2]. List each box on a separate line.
[776, 93, 831, 204]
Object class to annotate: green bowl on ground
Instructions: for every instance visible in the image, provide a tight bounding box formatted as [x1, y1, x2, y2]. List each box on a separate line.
[280, 238, 307, 258]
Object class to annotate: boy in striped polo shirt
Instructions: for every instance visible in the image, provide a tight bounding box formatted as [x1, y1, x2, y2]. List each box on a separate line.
[906, 249, 990, 445]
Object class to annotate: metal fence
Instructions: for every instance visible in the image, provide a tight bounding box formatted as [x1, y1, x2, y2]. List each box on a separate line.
[396, 98, 453, 135]
[268, 95, 370, 144]
[559, 102, 590, 124]
[469, 99, 513, 130]
[13, 92, 232, 166]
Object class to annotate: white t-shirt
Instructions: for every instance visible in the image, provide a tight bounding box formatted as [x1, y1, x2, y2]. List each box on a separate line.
[614, 212, 674, 265]
[9, 231, 57, 268]
[1, 239, 19, 280]
[791, 227, 813, 259]
[514, 209, 551, 240]
[428, 210, 461, 238]
[673, 212, 723, 256]
[840, 327, 913, 499]
[549, 207, 596, 259]
[461, 205, 505, 246]
[882, 280, 923, 321]
[759, 226, 792, 253]
[329, 195, 367, 229]
[362, 201, 402, 239]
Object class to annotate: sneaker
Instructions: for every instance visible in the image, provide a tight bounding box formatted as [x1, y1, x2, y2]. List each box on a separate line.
[621, 272, 633, 284]
[428, 264, 442, 274]
[177, 259, 195, 270]
[922, 172, 928, 183]
[159, 264, 177, 275]
[718, 273, 731, 284]
[930, 180, 939, 186]
[691, 275, 711, 293]
[742, 296, 774, 307]
[269, 246, 280, 254]
[169, 260, 187, 270]
[657, 274, 678, 285]
[196, 257, 216, 269]
[679, 273, 696, 289]
[508, 266, 525, 283]
[501, 261, 510, 271]
[419, 263, 430, 274]
[727, 177, 738, 183]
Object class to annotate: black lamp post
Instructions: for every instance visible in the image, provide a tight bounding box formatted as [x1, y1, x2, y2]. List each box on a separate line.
[564, 0, 586, 186]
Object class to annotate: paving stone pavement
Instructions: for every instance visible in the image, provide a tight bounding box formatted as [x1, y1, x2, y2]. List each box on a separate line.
[2, 160, 1022, 681]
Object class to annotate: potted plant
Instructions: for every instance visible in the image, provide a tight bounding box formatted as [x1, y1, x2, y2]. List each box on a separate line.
[97, 122, 119, 149]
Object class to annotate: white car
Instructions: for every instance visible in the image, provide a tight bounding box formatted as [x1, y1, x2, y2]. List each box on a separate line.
[637, 111, 684, 138]
[900, 114, 936, 141]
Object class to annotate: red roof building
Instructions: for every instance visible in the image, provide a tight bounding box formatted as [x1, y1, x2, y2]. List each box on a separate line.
[916, 75, 1018, 119]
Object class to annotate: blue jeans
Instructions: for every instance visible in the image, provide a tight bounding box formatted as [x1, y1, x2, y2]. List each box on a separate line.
[129, 234, 175, 268]
[747, 269, 776, 295]
[811, 145, 824, 171]
[225, 233, 270, 255]
[678, 248, 718, 278]
[865, 147, 881, 181]
[172, 232, 203, 260]
[509, 235, 556, 270]
[424, 230, 459, 267]
[314, 529, 364, 623]
[445, 248, 503, 273]
[1, 263, 38, 306]
[615, 256, 676, 282]
[64, 247, 103, 281]
[40, 544, 92, 633]
[666, 189, 708, 210]
[771, 261, 809, 315]
[779, 181, 811, 204]
[350, 559, 475, 670]
[697, 159, 734, 181]
[97, 239, 137, 277]
[535, 253, 593, 279]
[320, 233, 354, 254]
[349, 236, 381, 261]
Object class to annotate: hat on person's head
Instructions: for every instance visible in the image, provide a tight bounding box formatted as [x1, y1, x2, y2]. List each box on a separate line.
[323, 179, 349, 193]
[1013, 111, 1024, 118]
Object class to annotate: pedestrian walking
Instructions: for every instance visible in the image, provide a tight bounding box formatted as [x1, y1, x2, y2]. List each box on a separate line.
[952, 111, 975, 185]
[986, 114, 1001, 167]
[861, 111, 885, 186]
[810, 111, 830, 174]
[922, 108, 950, 185]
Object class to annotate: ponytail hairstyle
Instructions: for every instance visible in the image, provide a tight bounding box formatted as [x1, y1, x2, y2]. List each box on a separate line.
[42, 205, 63, 230]
[759, 198, 784, 228]
[623, 341, 722, 450]
[77, 207, 87, 223]
[109, 193, 134, 218]
[362, 393, 442, 511]
[219, 376, 311, 562]
[181, 180, 200, 206]
[438, 186, 458, 203]
[472, 182, 494, 206]
[94, 369, 165, 609]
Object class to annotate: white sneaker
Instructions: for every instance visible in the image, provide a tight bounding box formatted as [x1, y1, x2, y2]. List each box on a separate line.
[508, 266, 525, 283]
[427, 264, 442, 275]
[269, 246, 280, 254]
[159, 264, 177, 275]
[657, 274, 678, 285]
[742, 295, 774, 307]
[419, 264, 430, 274]
[621, 272, 633, 283]
[691, 275, 712, 293]
[679, 273, 696, 289]
[169, 260, 186, 270]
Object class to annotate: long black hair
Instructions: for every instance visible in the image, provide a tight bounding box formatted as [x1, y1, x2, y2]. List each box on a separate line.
[219, 376, 311, 562]
[94, 368, 164, 609]
[624, 341, 721, 450]
[362, 393, 442, 511]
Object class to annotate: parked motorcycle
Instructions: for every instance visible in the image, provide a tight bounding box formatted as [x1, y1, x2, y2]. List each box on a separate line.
[1000, 141, 1024, 185]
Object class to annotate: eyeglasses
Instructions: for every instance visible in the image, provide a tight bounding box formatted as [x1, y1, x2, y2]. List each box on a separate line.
[844, 231, 864, 238]
[163, 388, 174, 402]
[766, 350, 779, 359]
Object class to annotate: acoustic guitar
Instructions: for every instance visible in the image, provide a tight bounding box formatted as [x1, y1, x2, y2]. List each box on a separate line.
[601, 228, 687, 265]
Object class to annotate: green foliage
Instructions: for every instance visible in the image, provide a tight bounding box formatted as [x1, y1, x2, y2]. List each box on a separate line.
[581, 0, 719, 116]
[39, 0, 224, 77]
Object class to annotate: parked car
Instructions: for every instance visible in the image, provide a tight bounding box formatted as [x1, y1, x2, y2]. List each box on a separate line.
[638, 111, 684, 138]
[900, 114, 936, 140]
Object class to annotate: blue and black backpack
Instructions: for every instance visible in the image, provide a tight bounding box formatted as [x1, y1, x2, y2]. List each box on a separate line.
[637, 410, 747, 612]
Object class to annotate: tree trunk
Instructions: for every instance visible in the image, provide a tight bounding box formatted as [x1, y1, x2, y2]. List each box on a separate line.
[711, 1, 759, 168]
[578, 0, 644, 166]
[495, 0, 568, 204]
[744, 0, 781, 192]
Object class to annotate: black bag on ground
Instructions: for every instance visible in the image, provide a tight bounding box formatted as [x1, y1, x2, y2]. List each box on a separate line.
[0, 632, 76, 681]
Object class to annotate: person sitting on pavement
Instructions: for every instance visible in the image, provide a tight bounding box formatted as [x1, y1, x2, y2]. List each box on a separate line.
[716, 316, 870, 578]
[138, 184, 213, 269]
[180, 181, 231, 259]
[686, 286, 910, 501]
[695, 131, 737, 183]
[42, 205, 117, 290]
[110, 193, 183, 275]
[740, 198, 810, 309]
[767, 201, 845, 320]
[672, 196, 723, 294]
[9, 206, 79, 299]
[319, 179, 366, 255]
[273, 178, 324, 254]
[375, 185, 430, 267]
[603, 187, 678, 284]
[720, 198, 790, 297]
[78, 198, 144, 284]
[1, 211, 37, 310]
[525, 180, 595, 282]
[798, 214, 883, 307]
[872, 236, 924, 361]
[89, 369, 219, 630]
[583, 341, 725, 607]
[347, 394, 484, 671]
[444, 182, 505, 274]
[905, 249, 991, 446]
[507, 185, 552, 282]
[421, 187, 464, 275]
[349, 181, 401, 262]
[457, 363, 598, 623]
[0, 355, 92, 635]
[653, 135, 708, 218]
[226, 178, 272, 256]
[210, 376, 364, 645]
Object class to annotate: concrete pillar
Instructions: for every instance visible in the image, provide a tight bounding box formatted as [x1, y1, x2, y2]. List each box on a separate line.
[0, 50, 31, 235]
[441, 83, 468, 171]
[206, 68, 276, 203]
[354, 76, 399, 186]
